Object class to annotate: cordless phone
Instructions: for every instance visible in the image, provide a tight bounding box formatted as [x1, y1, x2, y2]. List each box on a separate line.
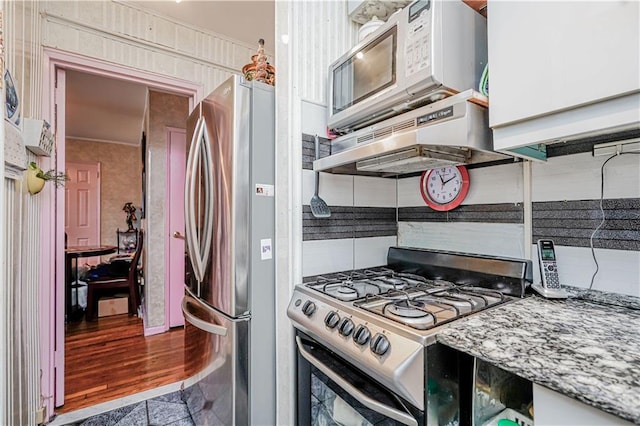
[531, 240, 568, 299]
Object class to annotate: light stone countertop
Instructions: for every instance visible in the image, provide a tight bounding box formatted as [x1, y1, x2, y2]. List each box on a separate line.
[436, 287, 640, 424]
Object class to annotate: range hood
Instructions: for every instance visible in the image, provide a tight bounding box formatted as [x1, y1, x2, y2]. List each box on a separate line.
[314, 90, 511, 176]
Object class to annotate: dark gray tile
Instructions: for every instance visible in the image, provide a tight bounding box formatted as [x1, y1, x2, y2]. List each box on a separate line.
[183, 383, 206, 416]
[149, 390, 184, 404]
[80, 403, 144, 426]
[532, 198, 640, 251]
[303, 206, 397, 241]
[312, 402, 340, 426]
[302, 133, 331, 170]
[147, 400, 190, 426]
[190, 407, 226, 426]
[164, 417, 196, 426]
[114, 402, 148, 426]
[398, 204, 524, 224]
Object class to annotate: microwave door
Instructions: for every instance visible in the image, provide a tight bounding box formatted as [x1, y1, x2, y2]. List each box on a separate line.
[184, 115, 215, 300]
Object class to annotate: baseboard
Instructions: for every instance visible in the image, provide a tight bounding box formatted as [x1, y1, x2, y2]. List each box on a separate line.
[143, 324, 167, 336]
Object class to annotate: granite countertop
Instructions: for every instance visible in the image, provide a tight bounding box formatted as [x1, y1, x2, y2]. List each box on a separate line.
[436, 287, 640, 424]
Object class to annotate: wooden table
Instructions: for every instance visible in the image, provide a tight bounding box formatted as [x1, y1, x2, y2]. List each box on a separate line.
[65, 245, 117, 321]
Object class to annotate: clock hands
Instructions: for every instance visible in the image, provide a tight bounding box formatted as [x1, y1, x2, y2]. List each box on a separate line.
[442, 176, 457, 185]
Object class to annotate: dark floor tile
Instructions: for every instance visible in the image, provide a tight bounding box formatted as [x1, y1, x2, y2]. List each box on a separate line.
[147, 400, 190, 426]
[114, 402, 148, 426]
[183, 383, 206, 416]
[80, 402, 144, 426]
[149, 391, 184, 404]
[190, 408, 226, 426]
[164, 417, 196, 426]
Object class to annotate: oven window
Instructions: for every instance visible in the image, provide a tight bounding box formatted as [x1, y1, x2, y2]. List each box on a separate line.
[332, 27, 397, 114]
[312, 368, 409, 425]
[296, 333, 420, 426]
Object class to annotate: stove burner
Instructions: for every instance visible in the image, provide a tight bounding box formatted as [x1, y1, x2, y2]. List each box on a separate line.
[385, 300, 427, 318]
[336, 286, 358, 296]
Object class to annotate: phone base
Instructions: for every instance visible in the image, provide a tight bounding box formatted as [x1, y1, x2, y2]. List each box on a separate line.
[531, 283, 569, 299]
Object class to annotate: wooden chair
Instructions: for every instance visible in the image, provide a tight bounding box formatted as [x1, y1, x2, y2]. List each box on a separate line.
[86, 230, 144, 321]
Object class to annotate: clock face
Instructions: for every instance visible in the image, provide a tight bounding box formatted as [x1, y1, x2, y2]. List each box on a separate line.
[419, 165, 470, 211]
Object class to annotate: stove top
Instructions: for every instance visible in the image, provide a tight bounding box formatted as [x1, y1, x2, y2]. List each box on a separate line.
[354, 285, 506, 330]
[304, 267, 508, 330]
[288, 248, 532, 412]
[304, 267, 449, 302]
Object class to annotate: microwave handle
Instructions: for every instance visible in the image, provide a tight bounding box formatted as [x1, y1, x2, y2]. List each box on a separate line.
[295, 336, 418, 426]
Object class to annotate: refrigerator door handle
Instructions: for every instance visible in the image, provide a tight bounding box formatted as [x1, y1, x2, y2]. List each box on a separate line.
[199, 119, 215, 282]
[182, 296, 228, 336]
[184, 116, 215, 285]
[184, 117, 201, 284]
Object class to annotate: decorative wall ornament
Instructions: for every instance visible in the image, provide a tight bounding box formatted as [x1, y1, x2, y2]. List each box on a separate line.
[25, 162, 69, 195]
[242, 39, 275, 86]
[122, 202, 137, 231]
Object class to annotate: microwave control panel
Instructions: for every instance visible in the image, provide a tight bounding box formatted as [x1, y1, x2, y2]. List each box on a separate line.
[406, 0, 432, 77]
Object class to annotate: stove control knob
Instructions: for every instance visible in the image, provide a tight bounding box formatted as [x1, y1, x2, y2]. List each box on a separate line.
[353, 325, 371, 345]
[301, 300, 316, 317]
[325, 311, 340, 329]
[338, 318, 354, 337]
[370, 333, 390, 356]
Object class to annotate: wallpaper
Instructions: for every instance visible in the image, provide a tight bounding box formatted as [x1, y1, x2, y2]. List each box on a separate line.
[66, 139, 142, 247]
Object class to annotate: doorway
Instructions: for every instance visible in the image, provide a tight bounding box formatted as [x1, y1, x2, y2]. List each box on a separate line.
[44, 49, 200, 415]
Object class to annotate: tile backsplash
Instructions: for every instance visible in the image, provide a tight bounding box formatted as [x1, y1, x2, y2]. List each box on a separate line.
[300, 130, 640, 296]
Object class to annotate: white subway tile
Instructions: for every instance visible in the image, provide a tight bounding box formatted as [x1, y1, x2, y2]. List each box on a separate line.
[302, 239, 354, 276]
[530, 245, 640, 297]
[532, 152, 640, 202]
[302, 169, 354, 207]
[397, 176, 424, 207]
[354, 236, 397, 269]
[353, 176, 397, 207]
[465, 162, 524, 204]
[301, 101, 328, 137]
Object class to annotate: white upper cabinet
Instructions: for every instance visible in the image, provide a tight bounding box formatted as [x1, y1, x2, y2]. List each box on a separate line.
[488, 1, 640, 159]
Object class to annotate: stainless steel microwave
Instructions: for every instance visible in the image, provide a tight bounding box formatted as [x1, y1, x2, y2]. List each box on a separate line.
[328, 0, 487, 134]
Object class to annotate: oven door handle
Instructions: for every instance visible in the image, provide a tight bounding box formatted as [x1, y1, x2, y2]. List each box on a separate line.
[295, 336, 418, 426]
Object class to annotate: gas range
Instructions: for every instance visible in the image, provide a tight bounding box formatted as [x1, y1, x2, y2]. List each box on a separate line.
[288, 247, 532, 415]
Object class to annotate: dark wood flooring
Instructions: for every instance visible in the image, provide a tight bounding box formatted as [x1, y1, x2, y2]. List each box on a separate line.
[60, 314, 187, 413]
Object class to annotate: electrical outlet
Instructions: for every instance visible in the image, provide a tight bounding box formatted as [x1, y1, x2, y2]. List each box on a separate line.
[592, 138, 640, 157]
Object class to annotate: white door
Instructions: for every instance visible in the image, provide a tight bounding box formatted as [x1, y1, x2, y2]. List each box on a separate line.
[65, 161, 101, 263]
[167, 128, 186, 327]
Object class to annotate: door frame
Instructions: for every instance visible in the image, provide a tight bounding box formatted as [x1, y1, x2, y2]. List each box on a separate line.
[40, 47, 202, 415]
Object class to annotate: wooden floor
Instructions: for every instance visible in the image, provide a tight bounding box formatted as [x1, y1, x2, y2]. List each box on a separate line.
[60, 314, 188, 413]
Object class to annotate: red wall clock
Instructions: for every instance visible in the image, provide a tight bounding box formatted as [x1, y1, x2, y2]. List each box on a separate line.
[419, 165, 470, 211]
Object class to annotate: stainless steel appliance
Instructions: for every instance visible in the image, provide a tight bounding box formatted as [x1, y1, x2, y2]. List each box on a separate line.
[328, 0, 487, 134]
[182, 75, 275, 425]
[288, 247, 531, 425]
[315, 90, 510, 176]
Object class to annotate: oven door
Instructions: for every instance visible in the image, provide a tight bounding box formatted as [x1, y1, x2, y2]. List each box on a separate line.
[295, 332, 422, 426]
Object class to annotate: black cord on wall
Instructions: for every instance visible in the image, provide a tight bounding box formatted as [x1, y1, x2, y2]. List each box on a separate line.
[588, 151, 640, 290]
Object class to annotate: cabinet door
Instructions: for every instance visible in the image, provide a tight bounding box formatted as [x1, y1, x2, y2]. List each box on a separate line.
[533, 384, 635, 426]
[488, 1, 639, 128]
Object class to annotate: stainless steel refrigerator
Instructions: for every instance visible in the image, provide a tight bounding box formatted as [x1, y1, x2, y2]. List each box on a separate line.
[181, 75, 275, 425]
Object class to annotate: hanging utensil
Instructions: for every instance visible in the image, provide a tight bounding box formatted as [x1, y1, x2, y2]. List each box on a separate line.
[310, 134, 331, 218]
